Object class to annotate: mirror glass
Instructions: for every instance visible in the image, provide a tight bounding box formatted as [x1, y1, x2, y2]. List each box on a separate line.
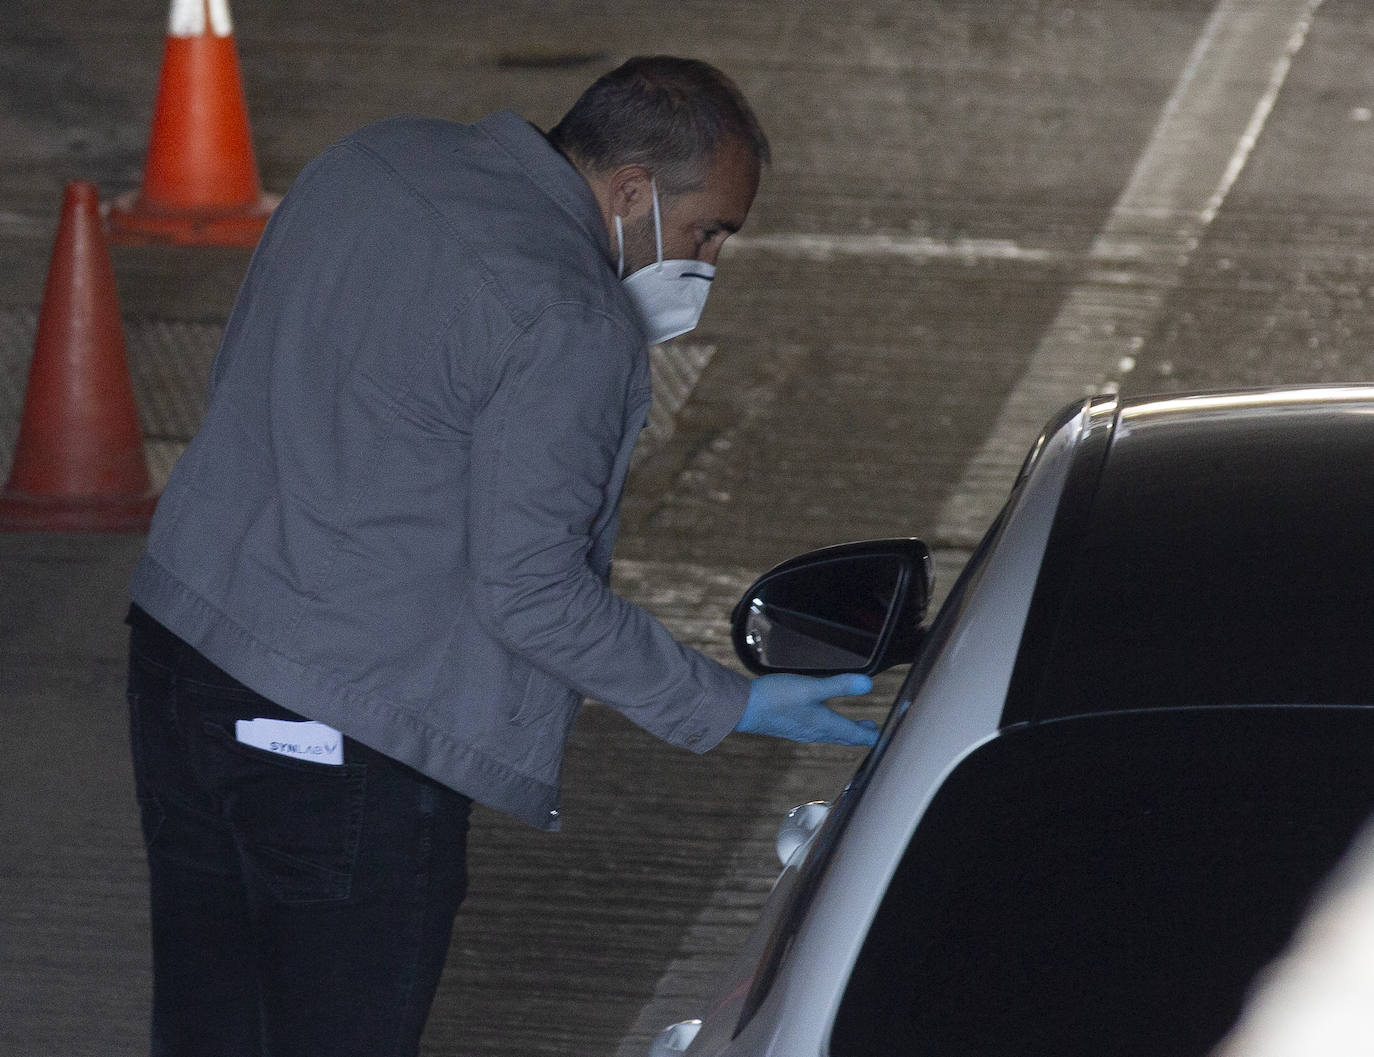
[740, 555, 903, 672]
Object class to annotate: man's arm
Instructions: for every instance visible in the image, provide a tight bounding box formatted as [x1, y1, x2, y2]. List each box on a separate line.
[463, 305, 876, 750]
[466, 304, 747, 750]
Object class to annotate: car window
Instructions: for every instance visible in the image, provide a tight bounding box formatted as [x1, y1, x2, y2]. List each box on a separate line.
[1009, 408, 1374, 722]
[831, 706, 1374, 1057]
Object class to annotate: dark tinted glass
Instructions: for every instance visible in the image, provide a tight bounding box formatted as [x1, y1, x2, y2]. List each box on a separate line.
[832, 707, 1374, 1057]
[1021, 404, 1374, 720]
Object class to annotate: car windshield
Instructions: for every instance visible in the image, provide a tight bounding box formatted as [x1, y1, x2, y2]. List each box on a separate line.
[1013, 401, 1374, 721]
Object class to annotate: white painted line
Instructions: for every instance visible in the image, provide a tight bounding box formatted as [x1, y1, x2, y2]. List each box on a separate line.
[726, 232, 1062, 265]
[934, 0, 1324, 548]
[1202, 4, 1319, 225]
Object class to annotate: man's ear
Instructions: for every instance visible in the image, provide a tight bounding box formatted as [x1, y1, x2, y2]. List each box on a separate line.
[607, 165, 655, 223]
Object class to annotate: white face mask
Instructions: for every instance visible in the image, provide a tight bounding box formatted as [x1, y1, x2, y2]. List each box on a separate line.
[616, 179, 715, 345]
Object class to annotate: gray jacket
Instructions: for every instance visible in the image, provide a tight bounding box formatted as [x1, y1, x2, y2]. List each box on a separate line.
[129, 112, 750, 829]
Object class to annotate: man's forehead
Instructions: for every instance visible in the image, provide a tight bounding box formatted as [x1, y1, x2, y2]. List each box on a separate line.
[699, 141, 760, 220]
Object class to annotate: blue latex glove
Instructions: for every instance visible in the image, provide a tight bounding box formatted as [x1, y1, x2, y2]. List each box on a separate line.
[737, 673, 879, 746]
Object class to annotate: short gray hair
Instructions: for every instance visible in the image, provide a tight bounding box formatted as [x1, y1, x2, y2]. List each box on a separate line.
[548, 56, 770, 196]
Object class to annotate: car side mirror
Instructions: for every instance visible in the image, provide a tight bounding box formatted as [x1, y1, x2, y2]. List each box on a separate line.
[731, 538, 933, 677]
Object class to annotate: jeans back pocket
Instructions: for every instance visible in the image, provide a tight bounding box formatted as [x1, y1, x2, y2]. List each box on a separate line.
[201, 718, 368, 904]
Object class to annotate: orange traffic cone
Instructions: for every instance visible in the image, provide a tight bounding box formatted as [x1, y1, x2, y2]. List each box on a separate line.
[0, 182, 158, 532]
[105, 0, 279, 247]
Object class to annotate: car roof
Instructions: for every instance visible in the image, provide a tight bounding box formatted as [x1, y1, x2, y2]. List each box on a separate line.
[1005, 385, 1374, 724]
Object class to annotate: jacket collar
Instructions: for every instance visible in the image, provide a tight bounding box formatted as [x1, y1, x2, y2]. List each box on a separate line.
[477, 111, 609, 262]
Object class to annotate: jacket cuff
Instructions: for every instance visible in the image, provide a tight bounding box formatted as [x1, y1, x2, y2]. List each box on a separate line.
[671, 664, 751, 754]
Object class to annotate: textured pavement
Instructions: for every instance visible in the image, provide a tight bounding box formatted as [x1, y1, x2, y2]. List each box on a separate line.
[5, 2, 1374, 1055]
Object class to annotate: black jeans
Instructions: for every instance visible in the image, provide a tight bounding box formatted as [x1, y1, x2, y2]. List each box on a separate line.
[126, 607, 472, 1057]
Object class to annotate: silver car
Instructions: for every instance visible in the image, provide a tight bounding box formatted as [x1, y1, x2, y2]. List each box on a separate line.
[653, 385, 1374, 1057]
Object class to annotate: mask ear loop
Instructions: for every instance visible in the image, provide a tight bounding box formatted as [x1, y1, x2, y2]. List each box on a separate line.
[614, 215, 625, 279]
[650, 177, 664, 267]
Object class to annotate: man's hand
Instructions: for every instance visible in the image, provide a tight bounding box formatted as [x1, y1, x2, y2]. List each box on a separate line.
[736, 673, 880, 746]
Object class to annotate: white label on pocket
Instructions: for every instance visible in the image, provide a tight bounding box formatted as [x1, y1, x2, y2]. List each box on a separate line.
[234, 718, 344, 765]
